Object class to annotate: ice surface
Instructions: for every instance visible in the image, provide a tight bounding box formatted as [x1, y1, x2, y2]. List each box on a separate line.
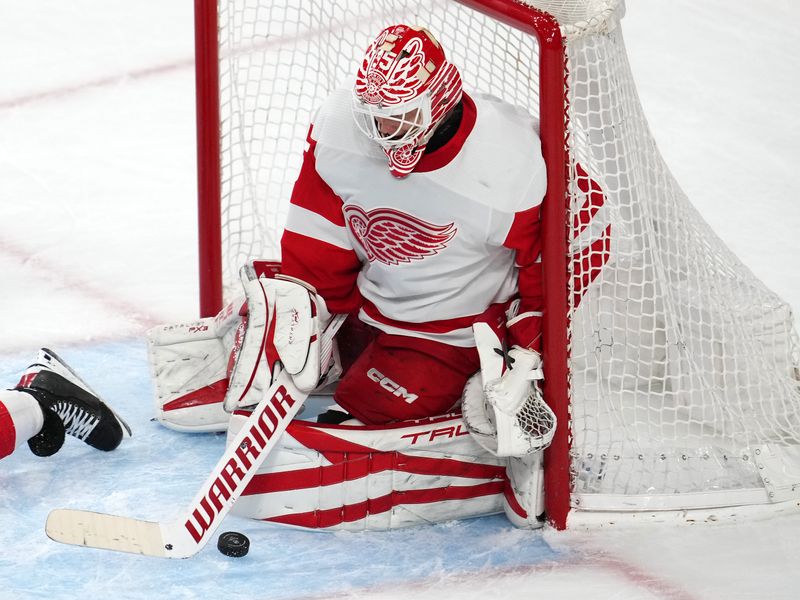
[2, 1, 800, 598]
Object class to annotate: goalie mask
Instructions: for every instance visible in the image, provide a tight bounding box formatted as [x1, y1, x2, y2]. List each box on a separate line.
[352, 24, 463, 178]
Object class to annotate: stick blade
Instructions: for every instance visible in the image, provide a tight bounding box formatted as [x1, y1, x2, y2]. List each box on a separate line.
[46, 509, 171, 558]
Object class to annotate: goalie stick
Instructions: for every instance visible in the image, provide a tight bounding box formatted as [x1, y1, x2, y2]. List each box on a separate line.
[45, 313, 346, 559]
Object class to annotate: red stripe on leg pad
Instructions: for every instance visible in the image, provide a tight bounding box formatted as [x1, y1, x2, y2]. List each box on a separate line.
[503, 480, 528, 519]
[265, 481, 506, 528]
[162, 380, 228, 412]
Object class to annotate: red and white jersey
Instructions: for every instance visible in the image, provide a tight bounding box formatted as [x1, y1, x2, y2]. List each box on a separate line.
[281, 89, 546, 348]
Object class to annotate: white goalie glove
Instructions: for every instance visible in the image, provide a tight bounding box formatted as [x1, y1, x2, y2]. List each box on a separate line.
[223, 263, 339, 412]
[462, 321, 556, 458]
[148, 260, 341, 430]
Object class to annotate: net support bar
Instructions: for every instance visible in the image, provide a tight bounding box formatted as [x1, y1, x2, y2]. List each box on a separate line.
[456, 0, 571, 531]
[195, 0, 223, 317]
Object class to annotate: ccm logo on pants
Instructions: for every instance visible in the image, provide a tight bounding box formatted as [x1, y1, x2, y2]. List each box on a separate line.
[366, 368, 418, 404]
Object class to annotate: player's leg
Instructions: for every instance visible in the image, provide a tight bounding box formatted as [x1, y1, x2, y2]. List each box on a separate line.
[334, 332, 480, 424]
[0, 389, 60, 458]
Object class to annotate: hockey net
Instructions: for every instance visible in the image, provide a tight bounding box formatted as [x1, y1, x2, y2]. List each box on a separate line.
[195, 0, 800, 528]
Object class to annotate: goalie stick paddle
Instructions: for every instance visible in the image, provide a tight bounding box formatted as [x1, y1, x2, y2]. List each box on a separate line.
[45, 314, 346, 559]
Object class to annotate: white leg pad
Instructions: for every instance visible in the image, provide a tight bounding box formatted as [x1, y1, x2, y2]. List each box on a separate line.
[503, 451, 545, 529]
[226, 412, 508, 530]
[147, 305, 241, 432]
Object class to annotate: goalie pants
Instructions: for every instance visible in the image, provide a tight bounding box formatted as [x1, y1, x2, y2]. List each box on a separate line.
[334, 321, 480, 425]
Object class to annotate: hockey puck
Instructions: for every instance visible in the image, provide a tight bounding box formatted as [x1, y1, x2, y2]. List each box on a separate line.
[217, 531, 250, 557]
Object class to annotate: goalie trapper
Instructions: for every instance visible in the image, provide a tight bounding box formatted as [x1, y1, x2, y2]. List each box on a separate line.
[462, 322, 556, 458]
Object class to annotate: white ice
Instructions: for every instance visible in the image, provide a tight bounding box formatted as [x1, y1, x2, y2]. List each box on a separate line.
[2, 1, 800, 598]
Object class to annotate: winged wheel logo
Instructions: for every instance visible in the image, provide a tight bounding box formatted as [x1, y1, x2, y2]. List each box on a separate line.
[343, 205, 456, 265]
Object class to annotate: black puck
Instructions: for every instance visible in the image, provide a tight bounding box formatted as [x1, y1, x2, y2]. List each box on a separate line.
[217, 531, 250, 557]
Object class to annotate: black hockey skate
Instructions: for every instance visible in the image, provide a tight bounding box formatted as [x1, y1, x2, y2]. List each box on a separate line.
[16, 348, 132, 454]
[26, 404, 66, 457]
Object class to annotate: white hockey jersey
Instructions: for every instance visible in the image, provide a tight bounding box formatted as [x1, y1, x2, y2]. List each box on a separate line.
[281, 89, 546, 348]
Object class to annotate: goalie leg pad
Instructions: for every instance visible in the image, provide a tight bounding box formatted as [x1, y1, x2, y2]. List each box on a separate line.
[147, 305, 242, 432]
[226, 412, 507, 530]
[503, 451, 545, 529]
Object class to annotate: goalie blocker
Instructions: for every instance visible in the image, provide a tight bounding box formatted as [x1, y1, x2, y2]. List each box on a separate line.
[147, 260, 338, 431]
[146, 260, 552, 529]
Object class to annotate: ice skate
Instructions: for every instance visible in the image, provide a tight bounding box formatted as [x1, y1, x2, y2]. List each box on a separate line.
[17, 348, 131, 452]
[26, 405, 66, 457]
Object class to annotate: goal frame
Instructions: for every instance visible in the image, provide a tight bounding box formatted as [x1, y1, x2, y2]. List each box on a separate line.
[193, 0, 574, 529]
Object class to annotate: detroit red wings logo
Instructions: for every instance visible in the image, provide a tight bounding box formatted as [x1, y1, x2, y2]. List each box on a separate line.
[343, 205, 457, 265]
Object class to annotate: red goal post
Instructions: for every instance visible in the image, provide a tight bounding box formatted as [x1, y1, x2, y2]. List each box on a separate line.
[195, 0, 800, 530]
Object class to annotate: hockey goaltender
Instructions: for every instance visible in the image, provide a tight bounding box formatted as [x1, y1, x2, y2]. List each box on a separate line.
[148, 24, 557, 531]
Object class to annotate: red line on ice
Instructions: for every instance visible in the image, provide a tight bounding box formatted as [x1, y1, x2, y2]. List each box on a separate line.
[0, 12, 396, 111]
[0, 59, 194, 110]
[0, 236, 163, 333]
[285, 552, 701, 600]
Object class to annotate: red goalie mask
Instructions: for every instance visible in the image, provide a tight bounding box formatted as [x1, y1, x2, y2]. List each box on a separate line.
[352, 24, 463, 178]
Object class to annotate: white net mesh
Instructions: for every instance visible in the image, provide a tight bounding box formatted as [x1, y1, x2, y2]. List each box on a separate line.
[212, 0, 800, 513]
[563, 9, 800, 510]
